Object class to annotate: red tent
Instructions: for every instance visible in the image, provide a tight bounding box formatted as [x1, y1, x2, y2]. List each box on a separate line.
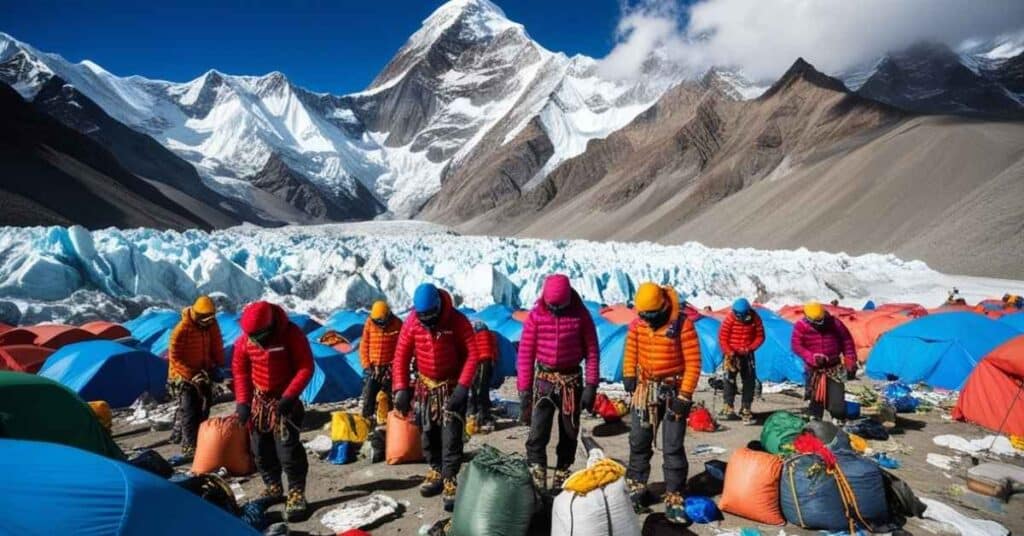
[26, 325, 97, 350]
[953, 335, 1024, 436]
[777, 303, 857, 323]
[0, 328, 37, 346]
[600, 304, 637, 325]
[0, 345, 55, 373]
[0, 323, 11, 335]
[80, 321, 132, 341]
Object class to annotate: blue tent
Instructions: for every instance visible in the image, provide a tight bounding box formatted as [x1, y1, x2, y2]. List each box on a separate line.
[0, 439, 256, 535]
[457, 306, 477, 315]
[693, 316, 725, 373]
[287, 312, 322, 334]
[866, 312, 1019, 390]
[125, 309, 179, 352]
[1000, 312, 1024, 332]
[595, 317, 629, 382]
[39, 341, 167, 407]
[755, 316, 806, 384]
[216, 312, 243, 370]
[301, 343, 363, 404]
[308, 310, 368, 343]
[583, 300, 604, 320]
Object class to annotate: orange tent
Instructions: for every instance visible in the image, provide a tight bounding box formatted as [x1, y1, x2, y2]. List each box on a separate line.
[840, 312, 913, 363]
[0, 328, 37, 346]
[0, 344, 55, 373]
[953, 335, 1024, 436]
[511, 310, 529, 323]
[80, 321, 132, 341]
[600, 304, 637, 325]
[27, 325, 97, 350]
[930, 304, 1004, 319]
[777, 303, 857, 322]
[872, 303, 928, 318]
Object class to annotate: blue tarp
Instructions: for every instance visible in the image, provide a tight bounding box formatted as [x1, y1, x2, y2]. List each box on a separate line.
[125, 309, 179, 353]
[1000, 312, 1024, 332]
[693, 316, 725, 373]
[308, 310, 368, 343]
[301, 343, 363, 404]
[866, 312, 1019, 390]
[39, 341, 167, 407]
[287, 312, 322, 334]
[756, 316, 806, 384]
[0, 439, 257, 535]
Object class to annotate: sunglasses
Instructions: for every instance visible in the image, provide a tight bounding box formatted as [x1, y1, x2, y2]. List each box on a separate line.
[418, 309, 440, 323]
[249, 327, 273, 344]
[638, 309, 666, 323]
[195, 313, 215, 326]
[372, 316, 389, 327]
[547, 301, 571, 312]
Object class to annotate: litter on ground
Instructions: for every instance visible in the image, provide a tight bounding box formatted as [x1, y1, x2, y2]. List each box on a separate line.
[933, 434, 1021, 457]
[321, 494, 400, 533]
[920, 497, 1009, 536]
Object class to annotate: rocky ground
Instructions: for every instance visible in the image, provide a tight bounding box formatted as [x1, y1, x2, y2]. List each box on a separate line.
[113, 378, 1024, 535]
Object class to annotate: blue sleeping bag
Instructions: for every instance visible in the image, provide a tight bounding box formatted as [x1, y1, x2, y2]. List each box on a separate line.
[779, 450, 892, 532]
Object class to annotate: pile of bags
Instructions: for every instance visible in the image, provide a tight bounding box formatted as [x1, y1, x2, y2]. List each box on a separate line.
[882, 382, 919, 413]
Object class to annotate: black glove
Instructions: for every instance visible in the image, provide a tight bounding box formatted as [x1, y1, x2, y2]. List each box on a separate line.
[623, 377, 637, 394]
[581, 385, 597, 413]
[394, 389, 412, 415]
[446, 384, 469, 413]
[235, 403, 251, 424]
[277, 396, 296, 416]
[668, 396, 693, 417]
[518, 390, 532, 426]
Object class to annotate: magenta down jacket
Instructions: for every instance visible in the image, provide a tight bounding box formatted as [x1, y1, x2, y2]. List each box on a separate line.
[516, 291, 600, 391]
[790, 315, 858, 371]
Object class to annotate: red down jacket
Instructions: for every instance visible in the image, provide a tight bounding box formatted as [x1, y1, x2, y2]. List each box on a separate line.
[232, 301, 314, 403]
[718, 310, 766, 355]
[790, 315, 857, 371]
[475, 328, 497, 362]
[516, 290, 599, 392]
[392, 289, 479, 391]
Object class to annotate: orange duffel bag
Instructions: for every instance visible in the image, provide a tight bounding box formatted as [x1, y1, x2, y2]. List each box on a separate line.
[192, 415, 255, 475]
[386, 410, 424, 465]
[718, 447, 785, 525]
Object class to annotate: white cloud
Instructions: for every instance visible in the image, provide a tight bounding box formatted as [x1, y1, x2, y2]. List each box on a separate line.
[599, 0, 1024, 82]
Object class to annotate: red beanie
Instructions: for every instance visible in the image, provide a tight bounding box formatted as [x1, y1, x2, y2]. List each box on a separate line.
[240, 301, 274, 334]
[542, 274, 572, 307]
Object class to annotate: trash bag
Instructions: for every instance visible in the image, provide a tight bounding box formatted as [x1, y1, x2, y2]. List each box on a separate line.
[761, 411, 805, 454]
[385, 410, 423, 465]
[687, 405, 718, 432]
[779, 451, 893, 532]
[128, 449, 173, 478]
[332, 411, 371, 443]
[451, 445, 539, 536]
[718, 448, 785, 525]
[882, 470, 925, 524]
[552, 459, 640, 536]
[192, 415, 254, 475]
[844, 418, 889, 440]
[328, 441, 360, 465]
[239, 499, 271, 531]
[890, 396, 919, 413]
[685, 496, 723, 523]
[882, 382, 912, 400]
[175, 473, 240, 516]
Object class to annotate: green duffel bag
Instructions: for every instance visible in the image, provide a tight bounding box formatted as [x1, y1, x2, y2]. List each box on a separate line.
[451, 445, 540, 536]
[760, 411, 805, 454]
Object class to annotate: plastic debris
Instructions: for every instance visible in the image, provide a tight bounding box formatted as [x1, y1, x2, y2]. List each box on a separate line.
[920, 497, 1009, 536]
[303, 434, 333, 455]
[321, 494, 400, 533]
[870, 452, 900, 469]
[691, 444, 727, 456]
[926, 453, 958, 471]
[934, 435, 1021, 457]
[760, 381, 801, 394]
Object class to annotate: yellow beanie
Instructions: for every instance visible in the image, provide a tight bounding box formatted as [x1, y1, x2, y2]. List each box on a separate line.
[804, 301, 825, 321]
[370, 300, 390, 320]
[193, 295, 215, 315]
[634, 283, 665, 313]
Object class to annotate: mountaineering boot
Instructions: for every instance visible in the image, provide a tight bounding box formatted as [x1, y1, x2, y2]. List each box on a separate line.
[259, 482, 285, 503]
[551, 467, 572, 493]
[740, 408, 755, 425]
[718, 404, 739, 421]
[626, 478, 647, 513]
[442, 478, 458, 512]
[663, 492, 692, 526]
[420, 468, 444, 497]
[283, 488, 308, 522]
[529, 463, 547, 493]
[478, 417, 494, 434]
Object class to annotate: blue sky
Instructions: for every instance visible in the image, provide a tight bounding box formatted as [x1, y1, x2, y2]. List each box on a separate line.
[1, 0, 626, 94]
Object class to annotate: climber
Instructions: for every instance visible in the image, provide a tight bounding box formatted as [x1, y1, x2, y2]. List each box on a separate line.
[359, 300, 402, 426]
[517, 274, 600, 495]
[622, 282, 702, 525]
[232, 300, 314, 522]
[717, 298, 765, 424]
[467, 321, 497, 434]
[791, 301, 858, 423]
[167, 295, 224, 460]
[392, 283, 480, 512]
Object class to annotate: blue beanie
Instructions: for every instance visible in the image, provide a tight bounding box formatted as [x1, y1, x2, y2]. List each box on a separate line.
[413, 283, 440, 313]
[732, 298, 751, 315]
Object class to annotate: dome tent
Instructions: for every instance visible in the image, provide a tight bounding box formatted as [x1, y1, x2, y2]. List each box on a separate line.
[80, 320, 132, 341]
[287, 312, 322, 334]
[301, 343, 363, 404]
[39, 340, 167, 407]
[26, 324, 97, 349]
[953, 336, 1024, 436]
[0, 372, 123, 459]
[0, 345, 53, 373]
[0, 439, 255, 535]
[756, 316, 806, 384]
[308, 310, 368, 343]
[693, 316, 725, 373]
[866, 312, 1019, 390]
[125, 309, 179, 351]
[1000, 312, 1024, 332]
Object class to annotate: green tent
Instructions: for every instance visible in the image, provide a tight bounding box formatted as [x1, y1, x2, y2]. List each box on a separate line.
[0, 371, 124, 460]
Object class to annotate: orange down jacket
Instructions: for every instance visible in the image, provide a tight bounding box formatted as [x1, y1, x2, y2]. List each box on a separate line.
[622, 286, 702, 396]
[718, 310, 766, 355]
[168, 307, 225, 382]
[360, 315, 403, 369]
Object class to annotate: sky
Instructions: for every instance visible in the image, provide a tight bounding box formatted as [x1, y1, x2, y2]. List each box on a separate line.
[3, 0, 1023, 94]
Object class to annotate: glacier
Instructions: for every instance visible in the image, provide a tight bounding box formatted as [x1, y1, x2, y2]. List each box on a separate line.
[2, 222, 1022, 326]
